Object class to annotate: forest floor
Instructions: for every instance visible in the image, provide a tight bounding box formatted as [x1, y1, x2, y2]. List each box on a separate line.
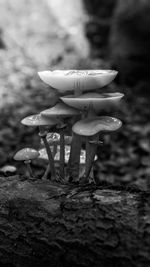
[0, 0, 150, 191]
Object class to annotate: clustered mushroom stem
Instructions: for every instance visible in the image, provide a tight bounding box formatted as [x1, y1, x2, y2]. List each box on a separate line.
[83, 133, 99, 183]
[42, 164, 50, 180]
[67, 132, 82, 182]
[59, 129, 65, 179]
[87, 102, 96, 118]
[39, 131, 56, 180]
[53, 144, 57, 157]
[24, 160, 34, 179]
[74, 80, 82, 97]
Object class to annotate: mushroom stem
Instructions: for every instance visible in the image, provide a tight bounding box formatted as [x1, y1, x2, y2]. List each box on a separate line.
[59, 129, 65, 180]
[24, 160, 34, 179]
[39, 131, 56, 181]
[56, 121, 67, 181]
[87, 102, 96, 118]
[67, 133, 82, 182]
[42, 164, 50, 181]
[82, 133, 99, 183]
[53, 144, 57, 157]
[74, 79, 82, 96]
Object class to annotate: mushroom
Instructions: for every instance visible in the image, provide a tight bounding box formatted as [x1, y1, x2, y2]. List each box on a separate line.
[21, 114, 58, 180]
[72, 116, 122, 183]
[0, 165, 17, 176]
[13, 148, 39, 179]
[38, 69, 123, 183]
[61, 92, 123, 181]
[38, 69, 118, 94]
[40, 102, 80, 180]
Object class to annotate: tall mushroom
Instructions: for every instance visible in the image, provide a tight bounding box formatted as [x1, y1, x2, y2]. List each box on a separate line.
[40, 102, 80, 180]
[61, 92, 124, 181]
[72, 116, 122, 183]
[21, 114, 58, 180]
[13, 148, 39, 179]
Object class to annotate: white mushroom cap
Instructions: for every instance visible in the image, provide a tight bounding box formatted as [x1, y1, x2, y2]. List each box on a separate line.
[0, 165, 17, 173]
[21, 114, 58, 127]
[14, 148, 39, 161]
[61, 92, 124, 113]
[41, 102, 80, 117]
[38, 69, 118, 93]
[72, 116, 122, 136]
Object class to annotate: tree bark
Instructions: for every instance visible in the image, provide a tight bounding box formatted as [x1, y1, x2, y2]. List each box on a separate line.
[0, 176, 149, 267]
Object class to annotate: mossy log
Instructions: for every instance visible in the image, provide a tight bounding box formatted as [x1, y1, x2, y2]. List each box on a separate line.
[0, 176, 149, 267]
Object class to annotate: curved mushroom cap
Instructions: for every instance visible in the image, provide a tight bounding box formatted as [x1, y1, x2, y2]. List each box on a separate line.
[38, 70, 118, 93]
[14, 148, 39, 161]
[21, 114, 58, 127]
[61, 92, 124, 113]
[41, 102, 80, 118]
[72, 116, 122, 136]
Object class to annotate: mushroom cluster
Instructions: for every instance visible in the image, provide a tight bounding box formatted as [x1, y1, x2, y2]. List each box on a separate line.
[14, 69, 124, 184]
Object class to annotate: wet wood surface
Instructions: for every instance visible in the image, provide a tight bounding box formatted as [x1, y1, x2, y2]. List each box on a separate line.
[0, 176, 149, 267]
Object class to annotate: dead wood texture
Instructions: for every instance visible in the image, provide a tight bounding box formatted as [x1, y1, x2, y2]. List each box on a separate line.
[0, 176, 149, 267]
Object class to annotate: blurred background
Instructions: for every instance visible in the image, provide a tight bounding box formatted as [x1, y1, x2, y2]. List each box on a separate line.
[0, 0, 150, 188]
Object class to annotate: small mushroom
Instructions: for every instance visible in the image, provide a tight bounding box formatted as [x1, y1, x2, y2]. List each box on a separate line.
[41, 102, 80, 180]
[13, 148, 39, 179]
[72, 116, 122, 183]
[38, 69, 118, 93]
[0, 165, 17, 176]
[21, 114, 58, 180]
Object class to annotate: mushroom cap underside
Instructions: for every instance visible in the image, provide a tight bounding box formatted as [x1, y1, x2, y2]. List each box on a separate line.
[41, 102, 80, 117]
[38, 69, 118, 92]
[61, 92, 124, 112]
